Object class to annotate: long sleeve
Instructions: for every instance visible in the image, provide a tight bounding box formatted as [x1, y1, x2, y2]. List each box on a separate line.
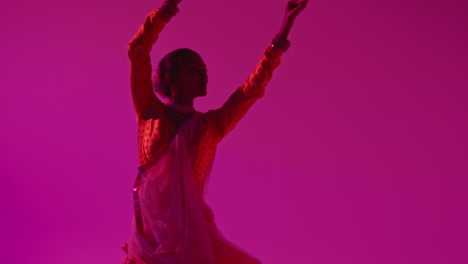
[206, 47, 282, 142]
[128, 9, 170, 119]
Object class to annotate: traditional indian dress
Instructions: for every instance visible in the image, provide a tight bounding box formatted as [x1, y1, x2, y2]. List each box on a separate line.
[122, 4, 286, 264]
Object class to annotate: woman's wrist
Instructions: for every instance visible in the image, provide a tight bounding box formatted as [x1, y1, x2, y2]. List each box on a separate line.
[278, 15, 295, 39]
[268, 34, 291, 55]
[269, 16, 293, 55]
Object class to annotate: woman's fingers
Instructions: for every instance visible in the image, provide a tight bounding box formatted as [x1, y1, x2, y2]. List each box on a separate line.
[285, 0, 309, 21]
[287, 0, 309, 12]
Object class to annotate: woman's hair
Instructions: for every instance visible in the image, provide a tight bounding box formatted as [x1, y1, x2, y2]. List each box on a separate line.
[152, 48, 201, 99]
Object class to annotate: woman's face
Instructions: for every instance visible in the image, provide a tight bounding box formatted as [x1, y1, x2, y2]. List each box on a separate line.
[171, 54, 208, 99]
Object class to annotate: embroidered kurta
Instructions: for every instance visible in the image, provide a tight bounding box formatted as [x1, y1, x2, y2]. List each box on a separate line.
[124, 6, 283, 264]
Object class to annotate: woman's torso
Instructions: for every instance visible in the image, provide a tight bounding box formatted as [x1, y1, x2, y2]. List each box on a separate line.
[137, 106, 218, 184]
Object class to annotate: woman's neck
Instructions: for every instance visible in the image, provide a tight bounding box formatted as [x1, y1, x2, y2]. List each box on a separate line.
[172, 96, 194, 108]
[170, 102, 195, 112]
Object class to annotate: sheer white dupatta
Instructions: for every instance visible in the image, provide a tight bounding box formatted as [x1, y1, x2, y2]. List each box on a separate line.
[127, 113, 215, 264]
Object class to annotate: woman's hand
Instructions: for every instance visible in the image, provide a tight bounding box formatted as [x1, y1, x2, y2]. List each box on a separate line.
[277, 0, 309, 40]
[166, 0, 182, 6]
[285, 0, 309, 22]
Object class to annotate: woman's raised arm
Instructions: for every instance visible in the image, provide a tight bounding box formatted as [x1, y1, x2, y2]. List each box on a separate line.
[206, 0, 309, 142]
[128, 0, 181, 119]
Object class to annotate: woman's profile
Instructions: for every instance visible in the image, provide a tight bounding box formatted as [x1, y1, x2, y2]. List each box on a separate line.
[122, 0, 309, 263]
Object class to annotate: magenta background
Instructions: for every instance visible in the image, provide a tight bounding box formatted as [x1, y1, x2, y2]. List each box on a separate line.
[1, 0, 467, 263]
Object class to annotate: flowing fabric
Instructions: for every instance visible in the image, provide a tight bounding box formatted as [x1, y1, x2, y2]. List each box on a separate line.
[124, 114, 260, 264]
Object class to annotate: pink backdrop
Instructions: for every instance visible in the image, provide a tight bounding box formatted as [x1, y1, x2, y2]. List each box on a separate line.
[1, 0, 467, 263]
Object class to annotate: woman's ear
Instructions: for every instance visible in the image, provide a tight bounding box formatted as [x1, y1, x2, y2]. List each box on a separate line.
[164, 73, 177, 99]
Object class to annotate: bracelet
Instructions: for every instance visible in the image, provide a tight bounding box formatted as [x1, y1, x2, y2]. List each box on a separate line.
[268, 35, 291, 55]
[158, 0, 179, 21]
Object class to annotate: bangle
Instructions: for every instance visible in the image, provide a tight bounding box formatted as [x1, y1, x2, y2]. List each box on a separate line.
[268, 35, 291, 55]
[158, 1, 179, 21]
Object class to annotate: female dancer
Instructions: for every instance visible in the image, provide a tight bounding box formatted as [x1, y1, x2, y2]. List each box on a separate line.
[123, 0, 309, 263]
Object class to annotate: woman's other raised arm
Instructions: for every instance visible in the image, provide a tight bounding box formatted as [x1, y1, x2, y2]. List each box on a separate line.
[206, 0, 309, 142]
[128, 1, 181, 119]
